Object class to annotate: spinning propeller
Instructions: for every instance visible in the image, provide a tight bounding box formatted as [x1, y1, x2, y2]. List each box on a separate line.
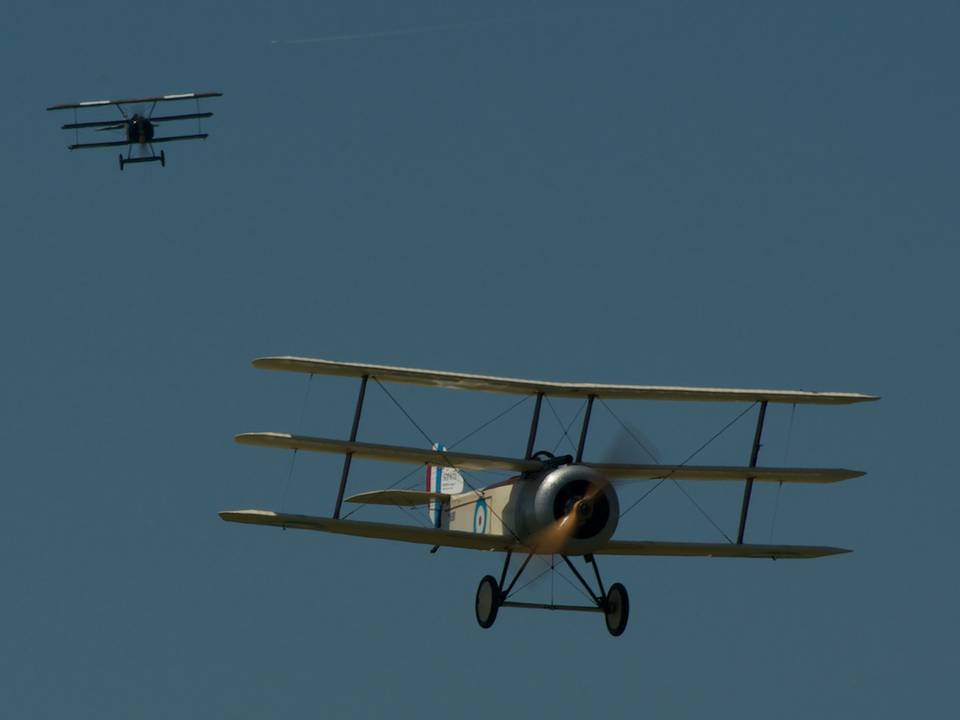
[533, 423, 658, 554]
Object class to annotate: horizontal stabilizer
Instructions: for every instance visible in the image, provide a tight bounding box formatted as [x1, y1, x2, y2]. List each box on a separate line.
[218, 510, 847, 558]
[252, 356, 879, 405]
[346, 490, 450, 507]
[235, 433, 863, 483]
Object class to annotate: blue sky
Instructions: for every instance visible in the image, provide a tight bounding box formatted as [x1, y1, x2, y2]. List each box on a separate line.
[2, 1, 958, 717]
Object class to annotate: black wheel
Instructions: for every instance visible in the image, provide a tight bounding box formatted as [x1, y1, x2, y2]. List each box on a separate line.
[603, 583, 629, 637]
[475, 575, 501, 629]
[118, 154, 124, 171]
[160, 150, 166, 167]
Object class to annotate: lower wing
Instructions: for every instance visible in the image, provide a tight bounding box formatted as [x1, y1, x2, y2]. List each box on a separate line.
[219, 509, 848, 558]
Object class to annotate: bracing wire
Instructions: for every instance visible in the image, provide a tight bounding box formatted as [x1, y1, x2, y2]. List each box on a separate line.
[279, 373, 314, 511]
[600, 398, 732, 542]
[598, 398, 659, 463]
[448, 395, 531, 450]
[546, 396, 584, 454]
[769, 403, 797, 542]
[371, 378, 525, 543]
[618, 402, 759, 523]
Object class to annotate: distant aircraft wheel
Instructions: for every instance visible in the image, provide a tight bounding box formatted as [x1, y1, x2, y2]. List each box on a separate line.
[118, 154, 124, 171]
[475, 575, 501, 629]
[603, 583, 629, 637]
[160, 150, 166, 167]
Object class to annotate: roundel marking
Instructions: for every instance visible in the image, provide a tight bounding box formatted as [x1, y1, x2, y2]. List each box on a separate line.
[473, 497, 489, 534]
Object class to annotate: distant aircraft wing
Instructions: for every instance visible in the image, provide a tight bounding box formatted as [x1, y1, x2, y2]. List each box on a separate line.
[594, 539, 849, 559]
[47, 92, 222, 111]
[149, 133, 208, 144]
[69, 140, 131, 150]
[251, 356, 879, 405]
[60, 112, 212, 130]
[60, 119, 128, 130]
[67, 134, 207, 150]
[219, 510, 521, 551]
[235, 433, 864, 483]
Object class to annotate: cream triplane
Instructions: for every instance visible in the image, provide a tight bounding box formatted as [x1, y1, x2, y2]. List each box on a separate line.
[221, 356, 878, 636]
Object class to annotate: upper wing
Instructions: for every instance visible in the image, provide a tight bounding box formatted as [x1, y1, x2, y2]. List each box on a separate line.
[235, 432, 864, 483]
[219, 509, 847, 558]
[252, 356, 879, 405]
[595, 539, 849, 559]
[47, 91, 222, 111]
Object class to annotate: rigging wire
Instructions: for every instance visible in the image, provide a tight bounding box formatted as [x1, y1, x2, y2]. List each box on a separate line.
[546, 396, 584, 454]
[598, 398, 659, 463]
[448, 394, 531, 450]
[372, 378, 525, 543]
[769, 403, 797, 542]
[600, 398, 732, 542]
[279, 373, 314, 511]
[618, 401, 759, 524]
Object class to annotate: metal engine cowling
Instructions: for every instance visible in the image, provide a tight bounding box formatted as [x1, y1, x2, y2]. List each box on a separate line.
[516, 464, 620, 555]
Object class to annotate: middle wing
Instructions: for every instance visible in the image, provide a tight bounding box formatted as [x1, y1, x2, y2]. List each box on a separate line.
[236, 432, 864, 483]
[60, 112, 212, 130]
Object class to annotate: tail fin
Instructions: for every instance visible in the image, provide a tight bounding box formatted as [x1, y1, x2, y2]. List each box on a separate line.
[425, 442, 465, 527]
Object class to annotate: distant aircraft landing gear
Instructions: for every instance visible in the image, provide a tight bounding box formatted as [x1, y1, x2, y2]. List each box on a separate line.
[159, 150, 166, 167]
[474, 552, 629, 637]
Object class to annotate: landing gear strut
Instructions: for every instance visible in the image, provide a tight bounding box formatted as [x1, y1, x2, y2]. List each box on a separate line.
[473, 552, 629, 637]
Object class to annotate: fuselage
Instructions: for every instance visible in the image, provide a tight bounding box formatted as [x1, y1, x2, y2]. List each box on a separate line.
[446, 463, 620, 555]
[126, 114, 154, 145]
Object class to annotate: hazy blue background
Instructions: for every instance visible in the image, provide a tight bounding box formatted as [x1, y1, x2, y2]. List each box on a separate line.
[2, 1, 957, 717]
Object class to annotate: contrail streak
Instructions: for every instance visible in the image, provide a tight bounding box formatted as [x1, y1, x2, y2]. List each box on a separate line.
[272, 16, 527, 46]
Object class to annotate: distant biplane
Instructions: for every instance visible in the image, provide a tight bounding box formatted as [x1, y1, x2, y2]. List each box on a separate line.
[221, 356, 878, 636]
[47, 91, 222, 169]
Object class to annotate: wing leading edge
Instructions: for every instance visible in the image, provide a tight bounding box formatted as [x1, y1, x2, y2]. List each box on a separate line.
[252, 356, 879, 405]
[47, 92, 223, 111]
[218, 510, 848, 558]
[235, 432, 864, 483]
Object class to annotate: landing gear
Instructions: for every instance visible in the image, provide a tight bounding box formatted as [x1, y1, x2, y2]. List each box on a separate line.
[475, 575, 501, 629]
[474, 552, 629, 636]
[160, 150, 166, 167]
[118, 154, 124, 171]
[603, 583, 629, 637]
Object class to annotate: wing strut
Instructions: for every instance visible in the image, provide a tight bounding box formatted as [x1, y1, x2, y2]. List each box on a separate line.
[736, 400, 768, 543]
[575, 395, 596, 463]
[333, 375, 369, 518]
[524, 392, 544, 459]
